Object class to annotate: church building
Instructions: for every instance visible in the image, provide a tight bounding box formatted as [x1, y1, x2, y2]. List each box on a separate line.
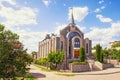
[38, 9, 92, 68]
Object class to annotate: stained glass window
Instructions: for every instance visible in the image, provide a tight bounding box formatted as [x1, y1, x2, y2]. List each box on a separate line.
[74, 38, 80, 48]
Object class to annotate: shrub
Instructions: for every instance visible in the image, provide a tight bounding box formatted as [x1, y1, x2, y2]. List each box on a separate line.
[95, 44, 104, 63]
[79, 47, 85, 62]
[34, 58, 48, 65]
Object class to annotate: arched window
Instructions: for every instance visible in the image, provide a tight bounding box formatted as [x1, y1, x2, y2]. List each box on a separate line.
[68, 32, 81, 40]
[74, 38, 80, 48]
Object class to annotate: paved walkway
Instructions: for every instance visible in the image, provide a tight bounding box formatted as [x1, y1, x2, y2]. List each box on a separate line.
[29, 65, 120, 80]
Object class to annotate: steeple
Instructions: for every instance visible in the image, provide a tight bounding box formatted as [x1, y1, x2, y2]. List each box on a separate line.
[70, 8, 75, 24]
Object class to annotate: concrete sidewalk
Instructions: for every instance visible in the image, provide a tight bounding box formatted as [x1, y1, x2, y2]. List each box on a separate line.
[58, 67, 120, 75]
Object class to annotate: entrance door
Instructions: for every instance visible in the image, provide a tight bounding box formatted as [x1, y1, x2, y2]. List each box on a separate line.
[74, 50, 79, 58]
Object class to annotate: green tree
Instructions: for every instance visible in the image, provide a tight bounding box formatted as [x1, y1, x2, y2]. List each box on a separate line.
[47, 50, 64, 69]
[31, 51, 37, 60]
[79, 47, 85, 62]
[96, 44, 103, 62]
[118, 50, 120, 61]
[0, 24, 32, 79]
[111, 49, 118, 59]
[112, 41, 120, 48]
[100, 51, 104, 63]
[102, 49, 109, 59]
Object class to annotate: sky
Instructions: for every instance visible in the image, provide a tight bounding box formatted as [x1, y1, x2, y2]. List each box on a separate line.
[0, 0, 120, 53]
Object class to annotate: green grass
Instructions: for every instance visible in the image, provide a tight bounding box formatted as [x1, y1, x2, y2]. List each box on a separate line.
[33, 64, 61, 72]
[33, 64, 51, 72]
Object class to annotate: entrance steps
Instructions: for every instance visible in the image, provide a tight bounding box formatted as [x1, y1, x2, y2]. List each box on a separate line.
[86, 58, 101, 71]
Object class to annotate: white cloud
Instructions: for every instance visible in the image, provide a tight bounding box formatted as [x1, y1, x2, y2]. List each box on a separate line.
[0, 0, 39, 53]
[99, 0, 104, 4]
[94, 6, 105, 13]
[94, 8, 100, 13]
[96, 14, 112, 23]
[55, 24, 67, 34]
[68, 6, 89, 22]
[76, 25, 86, 32]
[85, 22, 120, 48]
[42, 0, 51, 7]
[17, 30, 48, 53]
[0, 6, 38, 27]
[101, 6, 105, 9]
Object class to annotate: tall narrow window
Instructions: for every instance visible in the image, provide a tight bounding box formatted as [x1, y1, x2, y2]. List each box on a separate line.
[86, 43, 88, 53]
[61, 41, 63, 50]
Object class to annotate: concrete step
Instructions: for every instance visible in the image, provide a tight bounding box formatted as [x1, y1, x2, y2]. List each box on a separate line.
[92, 65, 101, 71]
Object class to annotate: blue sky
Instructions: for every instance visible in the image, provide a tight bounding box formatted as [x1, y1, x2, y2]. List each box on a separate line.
[0, 0, 120, 53]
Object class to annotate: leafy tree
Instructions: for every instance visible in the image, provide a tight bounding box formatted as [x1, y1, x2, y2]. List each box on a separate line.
[31, 51, 37, 60]
[118, 50, 120, 61]
[111, 49, 118, 59]
[100, 51, 104, 63]
[102, 49, 109, 59]
[112, 41, 120, 48]
[47, 50, 64, 69]
[79, 47, 85, 62]
[0, 24, 32, 80]
[102, 48, 120, 62]
[92, 46, 97, 50]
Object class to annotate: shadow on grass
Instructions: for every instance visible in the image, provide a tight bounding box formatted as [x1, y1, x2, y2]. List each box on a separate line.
[30, 72, 46, 78]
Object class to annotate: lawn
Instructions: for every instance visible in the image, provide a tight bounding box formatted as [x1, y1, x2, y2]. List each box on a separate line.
[33, 64, 60, 72]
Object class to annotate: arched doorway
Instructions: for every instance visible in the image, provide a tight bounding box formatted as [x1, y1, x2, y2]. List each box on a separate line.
[67, 32, 81, 59]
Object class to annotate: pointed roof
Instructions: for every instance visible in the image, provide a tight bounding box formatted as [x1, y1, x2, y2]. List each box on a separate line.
[70, 8, 75, 24]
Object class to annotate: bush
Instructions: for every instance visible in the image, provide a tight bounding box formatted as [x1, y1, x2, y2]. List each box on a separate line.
[79, 47, 85, 62]
[34, 58, 48, 65]
[95, 44, 104, 63]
